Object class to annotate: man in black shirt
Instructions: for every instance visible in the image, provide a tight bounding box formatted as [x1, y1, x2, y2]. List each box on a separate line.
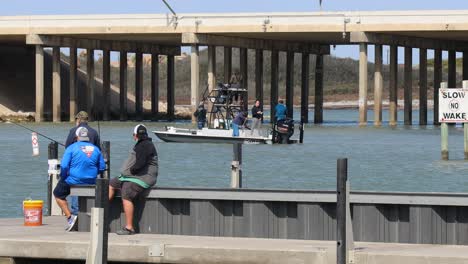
[250, 100, 263, 136]
[65, 111, 100, 149]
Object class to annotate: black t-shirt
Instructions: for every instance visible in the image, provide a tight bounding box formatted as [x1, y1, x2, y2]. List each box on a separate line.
[251, 106, 263, 119]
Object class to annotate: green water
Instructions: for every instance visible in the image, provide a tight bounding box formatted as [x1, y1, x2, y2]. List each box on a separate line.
[1, 109, 468, 218]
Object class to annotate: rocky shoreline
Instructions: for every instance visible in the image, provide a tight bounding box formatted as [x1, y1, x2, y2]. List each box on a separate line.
[0, 99, 435, 122]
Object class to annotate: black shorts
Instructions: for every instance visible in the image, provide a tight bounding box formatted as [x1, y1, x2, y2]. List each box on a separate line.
[53, 179, 70, 200]
[109, 177, 145, 201]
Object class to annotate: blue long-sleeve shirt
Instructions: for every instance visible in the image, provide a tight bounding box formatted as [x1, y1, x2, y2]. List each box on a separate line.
[275, 104, 287, 121]
[60, 141, 106, 185]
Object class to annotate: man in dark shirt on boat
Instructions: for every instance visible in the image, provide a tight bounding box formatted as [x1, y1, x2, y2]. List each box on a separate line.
[232, 111, 248, 137]
[250, 100, 263, 136]
[109, 124, 158, 235]
[193, 103, 207, 129]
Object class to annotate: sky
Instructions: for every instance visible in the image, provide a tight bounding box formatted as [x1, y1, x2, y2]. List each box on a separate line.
[3, 0, 468, 62]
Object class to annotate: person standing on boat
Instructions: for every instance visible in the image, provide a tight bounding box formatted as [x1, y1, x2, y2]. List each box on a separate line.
[109, 124, 158, 235]
[65, 110, 101, 216]
[232, 111, 248, 137]
[275, 99, 287, 122]
[193, 103, 207, 129]
[250, 100, 263, 136]
[54, 127, 106, 232]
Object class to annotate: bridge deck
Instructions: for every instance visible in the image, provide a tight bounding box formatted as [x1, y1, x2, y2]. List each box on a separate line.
[1, 216, 468, 264]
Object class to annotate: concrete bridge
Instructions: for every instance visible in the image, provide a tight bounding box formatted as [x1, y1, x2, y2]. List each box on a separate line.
[2, 10, 468, 124]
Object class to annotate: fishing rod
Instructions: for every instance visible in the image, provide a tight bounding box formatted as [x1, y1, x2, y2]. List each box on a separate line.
[9, 121, 65, 147]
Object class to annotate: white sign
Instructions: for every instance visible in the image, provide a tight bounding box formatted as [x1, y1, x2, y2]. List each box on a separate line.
[31, 132, 39, 156]
[439, 89, 468, 123]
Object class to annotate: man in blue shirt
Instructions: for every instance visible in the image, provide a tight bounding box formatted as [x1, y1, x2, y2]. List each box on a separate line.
[54, 127, 105, 231]
[275, 99, 287, 122]
[65, 110, 100, 216]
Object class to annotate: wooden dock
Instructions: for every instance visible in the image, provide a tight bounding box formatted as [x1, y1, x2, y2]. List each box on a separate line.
[1, 216, 468, 264]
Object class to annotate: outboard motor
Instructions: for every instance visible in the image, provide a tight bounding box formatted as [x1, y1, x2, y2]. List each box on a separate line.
[274, 118, 295, 144]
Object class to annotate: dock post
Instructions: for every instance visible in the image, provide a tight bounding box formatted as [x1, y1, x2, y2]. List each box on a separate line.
[47, 142, 58, 216]
[86, 207, 105, 264]
[441, 82, 449, 160]
[299, 122, 304, 143]
[463, 81, 468, 160]
[231, 143, 242, 188]
[337, 158, 353, 264]
[94, 179, 109, 264]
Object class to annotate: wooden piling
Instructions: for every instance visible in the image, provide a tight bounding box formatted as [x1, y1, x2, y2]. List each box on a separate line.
[231, 144, 242, 188]
[46, 142, 58, 217]
[337, 158, 348, 264]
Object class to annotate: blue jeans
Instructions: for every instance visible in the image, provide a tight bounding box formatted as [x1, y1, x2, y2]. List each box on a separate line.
[197, 121, 205, 129]
[70, 196, 79, 215]
[232, 123, 239, 136]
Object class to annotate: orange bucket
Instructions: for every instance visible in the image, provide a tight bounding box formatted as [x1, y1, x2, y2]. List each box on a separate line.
[23, 200, 43, 226]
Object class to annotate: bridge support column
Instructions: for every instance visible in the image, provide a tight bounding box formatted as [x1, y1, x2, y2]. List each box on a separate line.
[448, 50, 456, 88]
[102, 49, 110, 121]
[224, 47, 232, 84]
[404, 47, 412, 126]
[359, 43, 368, 126]
[389, 45, 398, 126]
[208, 45, 216, 126]
[419, 48, 427, 126]
[434, 49, 442, 125]
[69, 46, 77, 122]
[463, 51, 468, 81]
[240, 48, 248, 111]
[151, 53, 159, 121]
[286, 51, 294, 119]
[167, 55, 175, 120]
[374, 44, 383, 127]
[135, 51, 143, 121]
[35, 46, 44, 123]
[314, 54, 324, 124]
[52, 47, 61, 123]
[119, 51, 128, 121]
[301, 53, 310, 123]
[270, 50, 279, 123]
[191, 45, 199, 124]
[86, 49, 95, 120]
[255, 49, 263, 111]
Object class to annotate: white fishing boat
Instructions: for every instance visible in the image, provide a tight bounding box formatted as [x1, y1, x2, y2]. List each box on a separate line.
[152, 83, 302, 144]
[153, 126, 272, 144]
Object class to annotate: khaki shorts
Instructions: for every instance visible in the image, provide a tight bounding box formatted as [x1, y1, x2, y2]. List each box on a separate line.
[109, 177, 145, 201]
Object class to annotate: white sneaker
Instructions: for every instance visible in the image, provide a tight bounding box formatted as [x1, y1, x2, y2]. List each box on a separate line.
[65, 215, 78, 232]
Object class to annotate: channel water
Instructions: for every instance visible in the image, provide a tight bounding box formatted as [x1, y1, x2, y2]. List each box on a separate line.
[1, 109, 468, 218]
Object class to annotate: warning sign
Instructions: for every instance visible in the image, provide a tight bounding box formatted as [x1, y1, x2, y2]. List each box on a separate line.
[439, 89, 468, 123]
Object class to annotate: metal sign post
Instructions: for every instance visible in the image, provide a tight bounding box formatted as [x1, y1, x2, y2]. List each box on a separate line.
[439, 81, 468, 160]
